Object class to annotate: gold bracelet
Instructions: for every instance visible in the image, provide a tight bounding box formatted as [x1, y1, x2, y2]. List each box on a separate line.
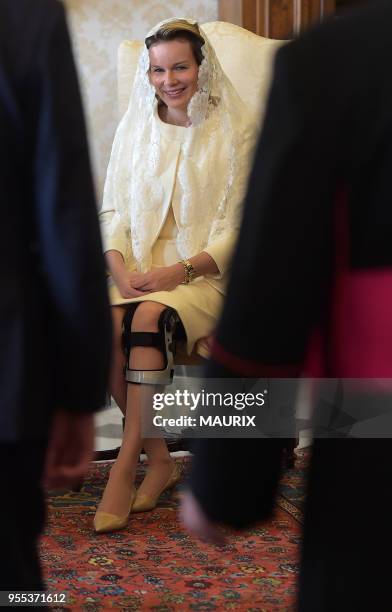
[180, 259, 196, 284]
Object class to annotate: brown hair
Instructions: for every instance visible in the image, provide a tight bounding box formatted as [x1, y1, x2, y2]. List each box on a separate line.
[145, 20, 205, 66]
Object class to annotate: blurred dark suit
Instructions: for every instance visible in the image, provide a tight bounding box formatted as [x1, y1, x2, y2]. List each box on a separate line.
[0, 0, 111, 588]
[189, 1, 392, 610]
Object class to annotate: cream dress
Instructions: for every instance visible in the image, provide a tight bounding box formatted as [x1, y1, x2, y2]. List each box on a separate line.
[106, 116, 232, 355]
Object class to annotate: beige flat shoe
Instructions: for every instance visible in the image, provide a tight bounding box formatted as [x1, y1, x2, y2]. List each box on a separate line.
[132, 462, 182, 513]
[94, 485, 136, 534]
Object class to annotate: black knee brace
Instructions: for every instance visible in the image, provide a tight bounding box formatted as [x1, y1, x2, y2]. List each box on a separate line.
[122, 306, 181, 386]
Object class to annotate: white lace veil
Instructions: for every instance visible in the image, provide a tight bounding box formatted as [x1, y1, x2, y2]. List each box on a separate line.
[103, 17, 256, 272]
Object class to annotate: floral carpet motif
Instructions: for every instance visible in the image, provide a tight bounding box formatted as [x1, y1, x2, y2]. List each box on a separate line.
[41, 451, 309, 610]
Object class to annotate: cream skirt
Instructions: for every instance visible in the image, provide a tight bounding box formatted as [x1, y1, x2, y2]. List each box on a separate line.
[107, 208, 223, 355]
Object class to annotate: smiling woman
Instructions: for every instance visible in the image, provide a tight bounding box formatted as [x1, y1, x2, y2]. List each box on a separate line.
[146, 24, 203, 126]
[148, 40, 199, 125]
[96, 18, 257, 534]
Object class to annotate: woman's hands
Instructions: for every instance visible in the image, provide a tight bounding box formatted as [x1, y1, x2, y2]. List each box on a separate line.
[113, 270, 146, 299]
[130, 264, 184, 293]
[132, 253, 219, 292]
[106, 249, 220, 298]
[114, 266, 183, 298]
[106, 250, 184, 297]
[106, 250, 145, 299]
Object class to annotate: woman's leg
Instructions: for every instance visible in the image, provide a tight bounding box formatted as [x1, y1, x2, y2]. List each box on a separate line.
[110, 305, 127, 415]
[96, 301, 174, 517]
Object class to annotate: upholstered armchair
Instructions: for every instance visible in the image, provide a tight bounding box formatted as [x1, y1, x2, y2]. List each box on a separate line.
[117, 21, 285, 362]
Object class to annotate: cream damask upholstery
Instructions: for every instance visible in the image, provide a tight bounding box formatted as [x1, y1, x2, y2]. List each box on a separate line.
[118, 21, 286, 122]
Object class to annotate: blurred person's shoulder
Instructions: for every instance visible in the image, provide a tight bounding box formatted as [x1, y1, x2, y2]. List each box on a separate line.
[0, 0, 66, 80]
[0, 0, 65, 46]
[0, 0, 64, 28]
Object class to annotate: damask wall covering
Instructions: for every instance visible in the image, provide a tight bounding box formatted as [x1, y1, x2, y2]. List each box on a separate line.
[64, 0, 218, 203]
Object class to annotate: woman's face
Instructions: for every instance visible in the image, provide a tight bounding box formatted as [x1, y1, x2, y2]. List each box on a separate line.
[149, 39, 199, 113]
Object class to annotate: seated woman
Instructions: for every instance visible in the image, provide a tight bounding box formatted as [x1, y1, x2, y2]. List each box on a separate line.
[95, 18, 256, 533]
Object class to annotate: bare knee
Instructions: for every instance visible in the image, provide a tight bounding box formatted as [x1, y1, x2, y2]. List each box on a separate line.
[131, 302, 167, 332]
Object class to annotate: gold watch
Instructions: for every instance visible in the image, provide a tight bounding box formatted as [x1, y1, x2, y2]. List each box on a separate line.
[180, 259, 196, 284]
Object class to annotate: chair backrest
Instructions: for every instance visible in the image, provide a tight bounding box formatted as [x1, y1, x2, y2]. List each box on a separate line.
[118, 21, 286, 122]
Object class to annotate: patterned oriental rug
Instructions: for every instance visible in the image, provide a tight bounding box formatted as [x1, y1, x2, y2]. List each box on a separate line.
[41, 451, 308, 610]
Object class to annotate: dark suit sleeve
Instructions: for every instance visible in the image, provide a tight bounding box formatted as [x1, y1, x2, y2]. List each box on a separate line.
[30, 2, 111, 412]
[188, 39, 343, 525]
[214, 41, 341, 370]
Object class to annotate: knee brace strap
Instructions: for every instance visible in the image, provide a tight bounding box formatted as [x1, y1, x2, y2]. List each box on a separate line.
[124, 307, 180, 386]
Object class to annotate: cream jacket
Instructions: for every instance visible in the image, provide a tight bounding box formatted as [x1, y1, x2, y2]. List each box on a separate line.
[100, 113, 241, 294]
